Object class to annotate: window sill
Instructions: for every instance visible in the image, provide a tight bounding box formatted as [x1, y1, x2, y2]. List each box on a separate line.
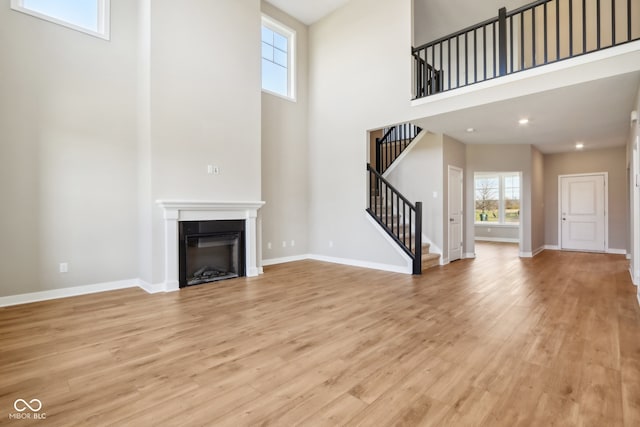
[474, 223, 519, 228]
[261, 88, 297, 103]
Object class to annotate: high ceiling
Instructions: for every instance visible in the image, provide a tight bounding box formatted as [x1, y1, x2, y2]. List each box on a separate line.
[267, 0, 640, 154]
[265, 0, 350, 25]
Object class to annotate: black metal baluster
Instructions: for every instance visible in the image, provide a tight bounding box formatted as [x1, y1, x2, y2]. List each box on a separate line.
[510, 16, 514, 72]
[431, 44, 436, 94]
[448, 38, 451, 90]
[612, 0, 616, 45]
[396, 193, 400, 240]
[582, 0, 587, 53]
[521, 13, 525, 70]
[556, 0, 560, 60]
[597, 0, 601, 49]
[473, 29, 477, 83]
[483, 25, 487, 79]
[569, 0, 574, 55]
[464, 32, 468, 85]
[492, 22, 498, 77]
[532, 8, 537, 67]
[439, 41, 443, 92]
[544, 2, 548, 64]
[628, 0, 632, 41]
[456, 36, 460, 88]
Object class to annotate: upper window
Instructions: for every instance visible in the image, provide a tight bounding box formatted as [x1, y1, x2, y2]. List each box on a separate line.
[11, 0, 110, 40]
[261, 15, 295, 100]
[475, 172, 520, 225]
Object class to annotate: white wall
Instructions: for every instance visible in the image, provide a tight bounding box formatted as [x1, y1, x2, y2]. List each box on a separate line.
[543, 147, 628, 251]
[260, 2, 310, 262]
[147, 0, 263, 283]
[307, 0, 413, 268]
[631, 86, 640, 287]
[0, 0, 140, 297]
[531, 146, 545, 253]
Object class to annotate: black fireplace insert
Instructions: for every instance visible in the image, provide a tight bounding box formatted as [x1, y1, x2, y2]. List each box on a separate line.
[178, 220, 245, 288]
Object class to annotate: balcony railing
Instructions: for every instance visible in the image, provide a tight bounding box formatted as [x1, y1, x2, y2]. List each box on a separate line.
[412, 0, 640, 99]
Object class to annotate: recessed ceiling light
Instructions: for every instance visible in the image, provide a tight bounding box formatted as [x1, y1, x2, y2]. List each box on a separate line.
[518, 118, 529, 125]
[575, 142, 584, 149]
[466, 127, 475, 133]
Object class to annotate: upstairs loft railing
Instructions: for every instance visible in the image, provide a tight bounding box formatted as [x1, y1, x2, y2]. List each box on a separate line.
[412, 0, 640, 99]
[367, 164, 423, 274]
[375, 123, 422, 175]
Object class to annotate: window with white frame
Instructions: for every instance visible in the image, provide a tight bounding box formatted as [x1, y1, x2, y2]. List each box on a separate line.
[261, 15, 295, 100]
[474, 172, 520, 224]
[10, 0, 110, 40]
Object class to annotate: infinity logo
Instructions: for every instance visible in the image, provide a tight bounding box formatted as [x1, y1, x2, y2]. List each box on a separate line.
[13, 399, 42, 412]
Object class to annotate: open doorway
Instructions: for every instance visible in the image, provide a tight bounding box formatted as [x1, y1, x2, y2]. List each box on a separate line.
[473, 172, 522, 257]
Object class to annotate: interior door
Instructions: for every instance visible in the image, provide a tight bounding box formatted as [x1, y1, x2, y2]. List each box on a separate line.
[560, 174, 606, 252]
[448, 166, 463, 262]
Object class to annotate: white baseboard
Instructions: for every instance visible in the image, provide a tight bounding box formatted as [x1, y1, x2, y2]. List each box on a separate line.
[637, 292, 640, 307]
[308, 254, 412, 275]
[532, 246, 545, 257]
[607, 248, 627, 255]
[520, 252, 533, 258]
[463, 253, 476, 259]
[0, 279, 140, 308]
[631, 266, 639, 286]
[475, 237, 520, 243]
[544, 245, 560, 251]
[262, 255, 310, 266]
[626, 254, 631, 260]
[137, 280, 169, 294]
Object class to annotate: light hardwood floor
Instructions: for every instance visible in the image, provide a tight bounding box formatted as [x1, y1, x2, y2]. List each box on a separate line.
[1, 243, 639, 426]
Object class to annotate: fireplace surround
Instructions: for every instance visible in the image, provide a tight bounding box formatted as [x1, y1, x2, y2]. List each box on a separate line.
[156, 200, 264, 292]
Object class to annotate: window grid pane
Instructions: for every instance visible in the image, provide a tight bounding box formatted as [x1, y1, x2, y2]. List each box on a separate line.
[475, 173, 520, 224]
[261, 21, 291, 98]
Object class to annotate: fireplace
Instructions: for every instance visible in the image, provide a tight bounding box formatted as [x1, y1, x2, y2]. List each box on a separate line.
[155, 200, 264, 293]
[179, 220, 245, 287]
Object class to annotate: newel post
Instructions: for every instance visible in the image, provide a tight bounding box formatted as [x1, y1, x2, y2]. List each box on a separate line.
[414, 202, 423, 275]
[498, 7, 507, 76]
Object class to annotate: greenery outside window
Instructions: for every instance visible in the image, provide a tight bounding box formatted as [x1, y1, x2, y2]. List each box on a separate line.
[475, 172, 520, 224]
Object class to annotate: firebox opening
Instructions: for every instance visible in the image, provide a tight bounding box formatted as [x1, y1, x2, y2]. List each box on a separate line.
[179, 220, 246, 288]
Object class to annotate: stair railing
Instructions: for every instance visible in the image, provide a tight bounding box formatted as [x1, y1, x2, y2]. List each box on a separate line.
[367, 164, 422, 274]
[413, 0, 640, 99]
[375, 123, 422, 175]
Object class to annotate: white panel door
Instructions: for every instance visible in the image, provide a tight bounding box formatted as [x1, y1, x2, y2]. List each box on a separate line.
[448, 166, 463, 262]
[560, 174, 606, 252]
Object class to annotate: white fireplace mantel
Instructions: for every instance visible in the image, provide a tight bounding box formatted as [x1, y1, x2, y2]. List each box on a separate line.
[156, 200, 265, 292]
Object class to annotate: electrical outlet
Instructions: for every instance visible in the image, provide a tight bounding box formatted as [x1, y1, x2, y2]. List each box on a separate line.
[267, 242, 272, 250]
[290, 240, 295, 247]
[213, 166, 220, 175]
[282, 241, 287, 248]
[59, 262, 68, 273]
[207, 165, 213, 175]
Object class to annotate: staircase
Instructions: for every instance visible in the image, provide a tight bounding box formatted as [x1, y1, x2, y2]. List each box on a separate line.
[367, 186, 441, 274]
[366, 122, 441, 275]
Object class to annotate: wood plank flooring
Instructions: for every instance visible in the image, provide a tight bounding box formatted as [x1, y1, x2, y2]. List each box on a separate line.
[0, 242, 639, 426]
